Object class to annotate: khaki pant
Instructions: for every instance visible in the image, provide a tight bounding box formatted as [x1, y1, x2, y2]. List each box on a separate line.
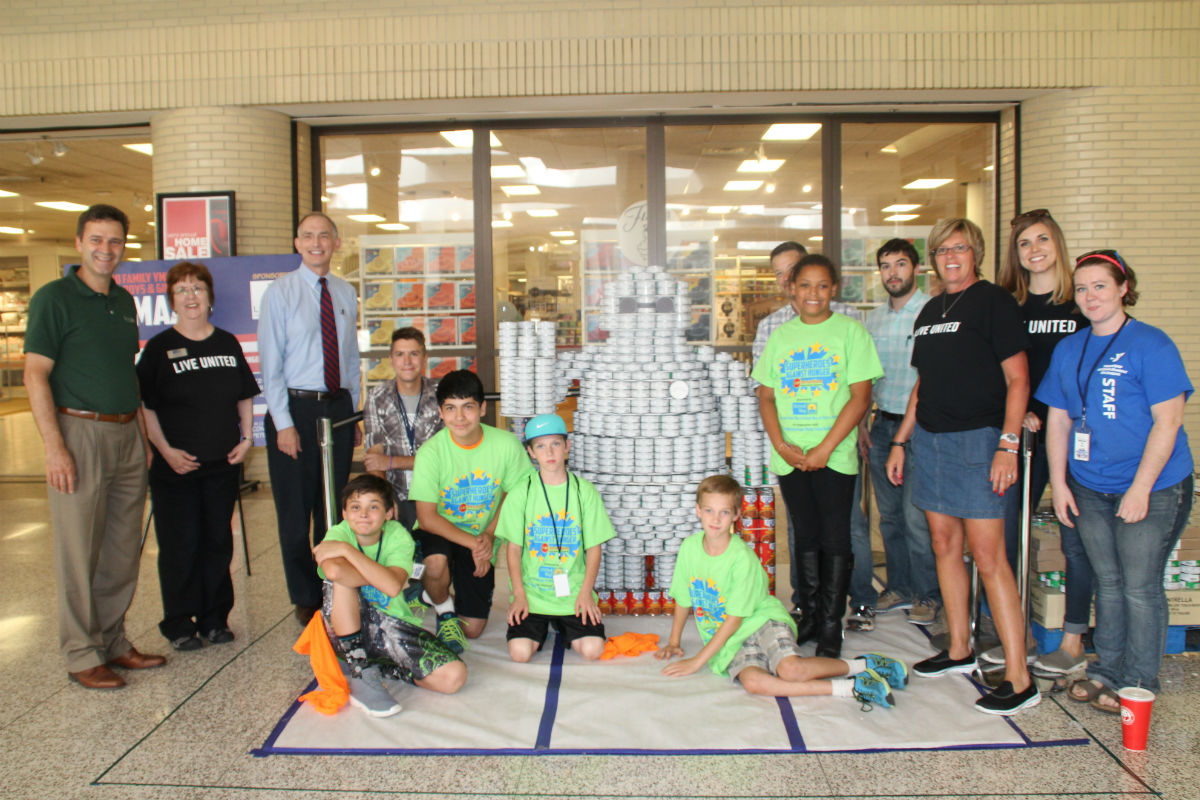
[50, 413, 148, 672]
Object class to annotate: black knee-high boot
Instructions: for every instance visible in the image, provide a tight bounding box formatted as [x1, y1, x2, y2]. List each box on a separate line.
[815, 553, 853, 658]
[791, 550, 821, 644]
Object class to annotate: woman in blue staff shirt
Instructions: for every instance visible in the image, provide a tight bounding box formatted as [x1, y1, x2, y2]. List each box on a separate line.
[1039, 250, 1193, 712]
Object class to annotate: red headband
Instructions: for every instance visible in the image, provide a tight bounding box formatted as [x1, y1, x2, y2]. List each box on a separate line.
[1077, 253, 1125, 274]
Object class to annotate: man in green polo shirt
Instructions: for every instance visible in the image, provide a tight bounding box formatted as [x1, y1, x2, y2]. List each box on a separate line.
[24, 204, 166, 690]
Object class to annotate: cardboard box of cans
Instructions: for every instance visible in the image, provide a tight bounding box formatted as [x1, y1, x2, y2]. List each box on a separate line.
[1032, 579, 1200, 628]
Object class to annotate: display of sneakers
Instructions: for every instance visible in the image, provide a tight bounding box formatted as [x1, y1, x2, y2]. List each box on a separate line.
[436, 611, 468, 655]
[875, 590, 913, 614]
[429, 318, 457, 345]
[975, 679, 1041, 715]
[913, 649, 977, 678]
[907, 597, 940, 626]
[404, 583, 428, 619]
[845, 605, 875, 632]
[851, 668, 894, 710]
[346, 665, 403, 718]
[1032, 648, 1088, 675]
[364, 282, 394, 309]
[426, 282, 455, 308]
[856, 653, 908, 690]
[396, 281, 423, 309]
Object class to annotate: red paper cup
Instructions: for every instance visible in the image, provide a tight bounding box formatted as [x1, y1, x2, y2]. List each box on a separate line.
[1118, 687, 1155, 751]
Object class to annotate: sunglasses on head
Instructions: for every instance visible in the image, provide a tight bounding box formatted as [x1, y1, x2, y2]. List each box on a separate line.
[1075, 249, 1127, 274]
[1010, 208, 1053, 227]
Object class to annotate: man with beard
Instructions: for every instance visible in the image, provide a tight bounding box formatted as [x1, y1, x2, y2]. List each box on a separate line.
[861, 238, 939, 627]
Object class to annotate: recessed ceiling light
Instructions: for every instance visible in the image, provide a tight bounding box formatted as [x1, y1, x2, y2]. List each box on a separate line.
[0, 226, 25, 235]
[880, 145, 899, 154]
[527, 209, 558, 217]
[491, 219, 513, 228]
[36, 201, 89, 212]
[737, 158, 785, 173]
[808, 235, 823, 242]
[491, 165, 526, 179]
[440, 130, 502, 148]
[0, 189, 18, 197]
[123, 143, 153, 155]
[802, 184, 812, 193]
[983, 164, 995, 172]
[706, 206, 734, 214]
[903, 178, 953, 190]
[347, 214, 386, 222]
[128, 234, 138, 240]
[501, 185, 540, 196]
[148, 221, 155, 227]
[124, 242, 143, 249]
[884, 214, 919, 222]
[761, 123, 821, 141]
[723, 180, 762, 192]
[143, 204, 152, 212]
[765, 184, 776, 194]
[561, 239, 577, 245]
[882, 204, 921, 213]
[550, 230, 574, 237]
[369, 167, 381, 177]
[376, 222, 410, 231]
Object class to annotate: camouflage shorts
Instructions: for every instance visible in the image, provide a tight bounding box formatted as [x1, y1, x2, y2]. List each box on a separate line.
[322, 581, 459, 684]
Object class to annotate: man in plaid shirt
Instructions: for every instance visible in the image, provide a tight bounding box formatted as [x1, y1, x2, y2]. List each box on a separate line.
[363, 327, 443, 531]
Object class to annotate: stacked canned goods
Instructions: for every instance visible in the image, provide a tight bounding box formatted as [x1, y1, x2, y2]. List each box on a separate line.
[738, 487, 777, 595]
[498, 320, 561, 417]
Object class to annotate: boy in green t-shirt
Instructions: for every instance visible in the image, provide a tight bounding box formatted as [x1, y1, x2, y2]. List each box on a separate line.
[655, 475, 906, 709]
[314, 474, 465, 718]
[496, 414, 615, 662]
[409, 370, 533, 653]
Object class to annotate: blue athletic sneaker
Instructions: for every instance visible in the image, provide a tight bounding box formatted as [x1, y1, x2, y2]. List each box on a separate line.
[852, 668, 894, 710]
[404, 583, 428, 619]
[857, 653, 908, 689]
[435, 611, 468, 655]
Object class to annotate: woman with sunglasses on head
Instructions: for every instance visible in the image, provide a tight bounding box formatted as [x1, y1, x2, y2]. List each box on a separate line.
[992, 209, 1091, 677]
[137, 262, 261, 652]
[1038, 251, 1193, 713]
[885, 218, 1038, 715]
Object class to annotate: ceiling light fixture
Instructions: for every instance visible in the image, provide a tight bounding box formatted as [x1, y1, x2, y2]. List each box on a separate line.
[143, 204, 153, 212]
[884, 214, 919, 222]
[723, 180, 762, 192]
[124, 242, 143, 249]
[0, 189, 17, 198]
[369, 166, 381, 177]
[802, 184, 812, 193]
[737, 158, 785, 173]
[375, 222, 411, 231]
[762, 123, 821, 141]
[501, 185, 540, 196]
[765, 184, 776, 194]
[35, 201, 89, 212]
[0, 226, 25, 235]
[706, 206, 734, 214]
[123, 143, 153, 156]
[491, 219, 513, 228]
[440, 130, 502, 148]
[808, 235, 823, 242]
[902, 178, 953, 190]
[490, 165, 526, 179]
[882, 204, 921, 213]
[880, 144, 899, 154]
[52, 142, 68, 157]
[347, 214, 386, 222]
[527, 209, 558, 217]
[26, 150, 43, 166]
[550, 230, 574, 237]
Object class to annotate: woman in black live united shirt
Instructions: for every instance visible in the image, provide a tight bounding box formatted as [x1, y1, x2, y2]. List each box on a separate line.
[137, 262, 260, 652]
[998, 209, 1091, 677]
[886, 218, 1039, 716]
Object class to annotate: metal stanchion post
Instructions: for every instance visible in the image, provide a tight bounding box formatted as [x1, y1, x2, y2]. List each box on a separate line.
[318, 416, 336, 534]
[1019, 429, 1033, 628]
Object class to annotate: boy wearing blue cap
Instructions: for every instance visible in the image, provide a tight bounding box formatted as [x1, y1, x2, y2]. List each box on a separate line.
[496, 413, 616, 662]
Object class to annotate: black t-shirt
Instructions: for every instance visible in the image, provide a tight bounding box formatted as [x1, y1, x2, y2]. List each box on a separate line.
[137, 327, 261, 462]
[1021, 291, 1089, 423]
[911, 280, 1029, 433]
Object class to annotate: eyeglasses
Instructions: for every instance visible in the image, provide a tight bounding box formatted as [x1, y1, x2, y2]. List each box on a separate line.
[933, 243, 972, 257]
[1010, 208, 1052, 227]
[172, 285, 208, 296]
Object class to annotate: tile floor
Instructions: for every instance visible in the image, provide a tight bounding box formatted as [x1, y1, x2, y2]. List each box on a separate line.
[1, 410, 1197, 800]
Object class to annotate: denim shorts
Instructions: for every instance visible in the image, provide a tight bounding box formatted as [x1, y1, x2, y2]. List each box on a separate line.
[910, 424, 1008, 519]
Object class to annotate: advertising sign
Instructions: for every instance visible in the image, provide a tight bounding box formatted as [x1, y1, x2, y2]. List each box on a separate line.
[156, 192, 236, 260]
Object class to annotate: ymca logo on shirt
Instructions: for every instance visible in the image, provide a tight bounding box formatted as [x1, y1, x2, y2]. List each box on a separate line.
[778, 345, 839, 415]
[439, 470, 501, 526]
[526, 511, 582, 577]
[1098, 353, 1128, 419]
[361, 584, 395, 612]
[689, 577, 727, 639]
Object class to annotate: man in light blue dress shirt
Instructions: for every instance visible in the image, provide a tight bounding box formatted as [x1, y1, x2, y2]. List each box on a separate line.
[258, 212, 361, 623]
[862, 238, 939, 627]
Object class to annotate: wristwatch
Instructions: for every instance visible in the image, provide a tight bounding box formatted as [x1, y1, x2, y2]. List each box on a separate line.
[999, 432, 1019, 447]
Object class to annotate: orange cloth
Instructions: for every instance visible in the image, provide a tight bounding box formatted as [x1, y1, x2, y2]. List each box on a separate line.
[599, 631, 660, 660]
[292, 613, 349, 714]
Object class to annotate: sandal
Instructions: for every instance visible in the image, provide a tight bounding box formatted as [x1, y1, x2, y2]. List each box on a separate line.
[1068, 678, 1121, 714]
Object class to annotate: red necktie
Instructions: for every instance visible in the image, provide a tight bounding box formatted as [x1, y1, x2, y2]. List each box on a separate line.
[319, 277, 339, 393]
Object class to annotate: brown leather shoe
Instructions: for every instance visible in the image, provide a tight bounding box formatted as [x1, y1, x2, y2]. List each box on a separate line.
[69, 664, 126, 689]
[108, 647, 167, 670]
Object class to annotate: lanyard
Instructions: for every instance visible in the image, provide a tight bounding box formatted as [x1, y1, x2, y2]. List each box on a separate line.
[537, 473, 570, 560]
[1075, 315, 1130, 425]
[395, 383, 422, 454]
[355, 526, 384, 562]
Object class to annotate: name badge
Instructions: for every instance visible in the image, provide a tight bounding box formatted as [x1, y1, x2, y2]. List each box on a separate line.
[1073, 430, 1090, 462]
[411, 563, 425, 580]
[553, 572, 571, 598]
[167, 347, 188, 359]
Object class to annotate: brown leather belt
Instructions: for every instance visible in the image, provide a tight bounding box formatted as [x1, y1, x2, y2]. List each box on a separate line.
[57, 407, 138, 424]
[288, 388, 346, 401]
